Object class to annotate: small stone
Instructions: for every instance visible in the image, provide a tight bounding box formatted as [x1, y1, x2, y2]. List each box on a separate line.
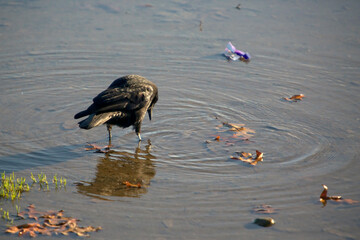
[254, 217, 275, 227]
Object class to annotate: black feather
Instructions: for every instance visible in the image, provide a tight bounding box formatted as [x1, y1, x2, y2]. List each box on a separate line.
[74, 75, 158, 141]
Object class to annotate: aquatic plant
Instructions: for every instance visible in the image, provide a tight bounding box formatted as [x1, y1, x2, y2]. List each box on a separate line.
[30, 172, 37, 183]
[0, 172, 68, 225]
[0, 208, 13, 223]
[37, 172, 48, 189]
[1, 172, 67, 199]
[52, 174, 67, 189]
[60, 177, 67, 187]
[16, 205, 21, 215]
[0, 172, 30, 200]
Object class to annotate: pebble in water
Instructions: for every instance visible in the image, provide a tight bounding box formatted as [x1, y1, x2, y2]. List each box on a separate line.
[254, 217, 275, 227]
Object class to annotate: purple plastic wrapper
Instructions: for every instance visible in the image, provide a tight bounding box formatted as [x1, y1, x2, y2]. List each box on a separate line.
[224, 42, 250, 61]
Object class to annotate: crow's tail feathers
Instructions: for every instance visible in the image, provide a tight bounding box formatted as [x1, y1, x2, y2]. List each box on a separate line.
[78, 113, 115, 129]
[74, 110, 90, 119]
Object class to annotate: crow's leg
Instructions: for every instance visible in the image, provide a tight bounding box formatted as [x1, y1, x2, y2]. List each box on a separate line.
[107, 124, 112, 146]
[134, 123, 142, 142]
[137, 132, 142, 142]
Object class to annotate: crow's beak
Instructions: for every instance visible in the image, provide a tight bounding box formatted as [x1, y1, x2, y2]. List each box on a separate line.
[148, 108, 152, 121]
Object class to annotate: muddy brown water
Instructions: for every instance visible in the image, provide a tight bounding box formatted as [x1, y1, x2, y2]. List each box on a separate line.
[0, 1, 359, 239]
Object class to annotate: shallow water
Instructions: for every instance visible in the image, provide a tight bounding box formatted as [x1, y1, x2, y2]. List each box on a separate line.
[1, 0, 360, 239]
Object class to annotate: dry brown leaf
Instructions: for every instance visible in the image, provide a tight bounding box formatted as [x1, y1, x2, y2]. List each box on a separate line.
[319, 184, 358, 206]
[290, 94, 305, 100]
[238, 152, 252, 158]
[18, 205, 58, 221]
[320, 184, 342, 201]
[231, 150, 263, 166]
[284, 94, 305, 102]
[7, 205, 101, 237]
[5, 226, 19, 234]
[254, 150, 263, 162]
[230, 156, 253, 164]
[6, 223, 44, 238]
[320, 184, 328, 199]
[250, 159, 261, 166]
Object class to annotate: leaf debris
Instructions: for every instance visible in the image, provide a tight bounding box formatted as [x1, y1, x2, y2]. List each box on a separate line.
[85, 143, 111, 153]
[123, 181, 142, 188]
[320, 184, 359, 206]
[7, 205, 101, 237]
[207, 121, 255, 144]
[231, 150, 263, 166]
[283, 94, 305, 102]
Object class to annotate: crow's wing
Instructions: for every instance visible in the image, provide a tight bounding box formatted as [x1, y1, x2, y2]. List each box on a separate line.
[92, 85, 154, 113]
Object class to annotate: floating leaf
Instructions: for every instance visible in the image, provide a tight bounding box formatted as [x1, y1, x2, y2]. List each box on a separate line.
[123, 181, 142, 188]
[320, 184, 328, 199]
[251, 150, 264, 165]
[230, 155, 253, 164]
[320, 184, 358, 206]
[237, 152, 252, 158]
[231, 150, 264, 166]
[283, 94, 305, 102]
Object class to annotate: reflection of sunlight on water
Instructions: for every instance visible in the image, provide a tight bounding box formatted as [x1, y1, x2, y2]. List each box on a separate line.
[76, 140, 156, 200]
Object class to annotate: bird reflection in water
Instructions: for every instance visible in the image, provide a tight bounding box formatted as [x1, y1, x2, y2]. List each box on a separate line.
[76, 140, 156, 199]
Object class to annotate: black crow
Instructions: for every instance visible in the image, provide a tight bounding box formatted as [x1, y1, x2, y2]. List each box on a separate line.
[74, 75, 158, 143]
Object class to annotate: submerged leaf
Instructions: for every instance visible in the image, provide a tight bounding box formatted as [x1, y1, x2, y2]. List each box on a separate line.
[222, 122, 245, 131]
[7, 205, 101, 237]
[18, 204, 57, 221]
[341, 198, 359, 204]
[85, 143, 111, 153]
[210, 121, 255, 144]
[123, 181, 142, 188]
[253, 204, 276, 214]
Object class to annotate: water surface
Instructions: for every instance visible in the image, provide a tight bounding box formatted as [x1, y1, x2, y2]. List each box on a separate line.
[0, 0, 359, 239]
